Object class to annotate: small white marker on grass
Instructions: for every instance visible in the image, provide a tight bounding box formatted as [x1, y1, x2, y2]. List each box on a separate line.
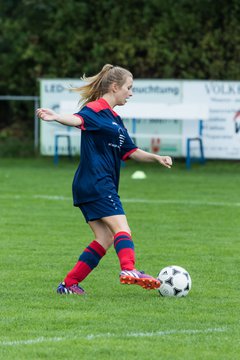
[131, 171, 147, 179]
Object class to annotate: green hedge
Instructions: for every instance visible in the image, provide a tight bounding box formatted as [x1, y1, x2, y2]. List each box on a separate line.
[1, 0, 240, 136]
[0, 138, 34, 157]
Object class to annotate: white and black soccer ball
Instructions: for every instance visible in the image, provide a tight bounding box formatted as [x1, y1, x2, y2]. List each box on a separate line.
[157, 265, 192, 297]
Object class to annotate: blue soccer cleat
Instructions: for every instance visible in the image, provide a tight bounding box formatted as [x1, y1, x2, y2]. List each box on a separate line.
[120, 270, 160, 290]
[57, 282, 86, 295]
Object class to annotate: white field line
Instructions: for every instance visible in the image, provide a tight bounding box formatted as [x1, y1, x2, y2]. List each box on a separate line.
[1, 194, 240, 207]
[123, 199, 240, 207]
[0, 327, 226, 347]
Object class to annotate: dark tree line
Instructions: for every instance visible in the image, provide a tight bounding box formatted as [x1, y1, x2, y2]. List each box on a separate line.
[0, 0, 240, 144]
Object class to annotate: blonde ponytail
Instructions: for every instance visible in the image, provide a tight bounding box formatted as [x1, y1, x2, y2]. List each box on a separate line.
[72, 64, 132, 108]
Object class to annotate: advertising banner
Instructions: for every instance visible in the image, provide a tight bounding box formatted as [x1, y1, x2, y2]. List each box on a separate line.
[183, 81, 240, 159]
[39, 79, 240, 159]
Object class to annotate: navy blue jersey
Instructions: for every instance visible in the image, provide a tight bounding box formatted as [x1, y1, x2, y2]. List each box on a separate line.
[72, 98, 137, 205]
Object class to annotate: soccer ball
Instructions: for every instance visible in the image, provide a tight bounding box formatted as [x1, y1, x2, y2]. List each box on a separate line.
[157, 265, 192, 297]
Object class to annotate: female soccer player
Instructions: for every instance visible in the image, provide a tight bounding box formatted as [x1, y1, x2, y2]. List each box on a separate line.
[37, 64, 172, 295]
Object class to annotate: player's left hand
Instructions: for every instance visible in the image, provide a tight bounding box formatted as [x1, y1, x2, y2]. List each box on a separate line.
[158, 156, 172, 168]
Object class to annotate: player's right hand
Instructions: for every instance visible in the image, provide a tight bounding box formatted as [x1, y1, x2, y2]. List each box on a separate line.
[36, 108, 58, 121]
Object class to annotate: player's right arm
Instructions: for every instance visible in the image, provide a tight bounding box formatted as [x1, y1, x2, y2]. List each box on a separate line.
[36, 108, 82, 127]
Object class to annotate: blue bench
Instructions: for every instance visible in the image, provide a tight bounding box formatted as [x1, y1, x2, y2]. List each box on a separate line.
[54, 131, 80, 165]
[54, 121, 205, 169]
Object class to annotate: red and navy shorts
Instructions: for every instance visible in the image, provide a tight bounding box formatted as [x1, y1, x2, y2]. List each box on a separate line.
[79, 194, 125, 222]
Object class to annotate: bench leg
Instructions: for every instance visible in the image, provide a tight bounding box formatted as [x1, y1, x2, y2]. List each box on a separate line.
[54, 136, 59, 165]
[67, 136, 72, 159]
[199, 139, 205, 164]
[186, 138, 191, 169]
[186, 138, 205, 169]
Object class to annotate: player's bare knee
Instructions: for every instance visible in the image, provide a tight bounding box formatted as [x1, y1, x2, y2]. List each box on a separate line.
[96, 234, 114, 250]
[106, 234, 114, 248]
[121, 226, 131, 236]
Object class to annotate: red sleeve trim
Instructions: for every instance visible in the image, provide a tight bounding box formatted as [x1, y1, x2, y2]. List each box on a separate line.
[74, 114, 86, 130]
[121, 147, 138, 161]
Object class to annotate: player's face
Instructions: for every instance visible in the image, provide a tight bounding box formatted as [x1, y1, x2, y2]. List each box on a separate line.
[115, 76, 133, 106]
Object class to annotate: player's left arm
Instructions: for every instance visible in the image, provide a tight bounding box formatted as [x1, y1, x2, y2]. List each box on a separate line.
[36, 108, 82, 127]
[129, 148, 172, 169]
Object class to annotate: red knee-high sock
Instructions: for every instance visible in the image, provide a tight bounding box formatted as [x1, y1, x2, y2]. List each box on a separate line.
[64, 240, 106, 287]
[114, 231, 135, 271]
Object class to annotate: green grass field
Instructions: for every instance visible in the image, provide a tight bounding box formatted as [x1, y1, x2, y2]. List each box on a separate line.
[0, 157, 239, 359]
